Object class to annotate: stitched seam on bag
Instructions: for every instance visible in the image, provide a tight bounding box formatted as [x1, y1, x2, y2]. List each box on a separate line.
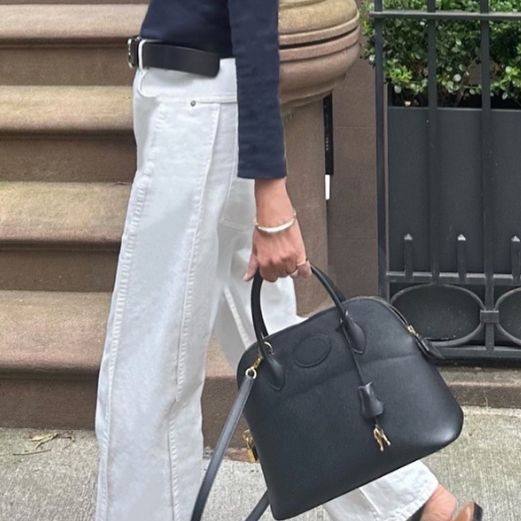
[167, 102, 222, 520]
[98, 102, 167, 520]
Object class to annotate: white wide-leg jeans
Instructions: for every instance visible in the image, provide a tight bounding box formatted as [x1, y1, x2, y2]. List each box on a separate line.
[94, 56, 439, 521]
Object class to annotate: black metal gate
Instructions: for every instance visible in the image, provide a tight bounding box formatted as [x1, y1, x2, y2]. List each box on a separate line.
[371, 0, 521, 362]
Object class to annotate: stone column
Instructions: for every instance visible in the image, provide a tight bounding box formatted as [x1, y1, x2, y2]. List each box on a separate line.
[279, 0, 360, 313]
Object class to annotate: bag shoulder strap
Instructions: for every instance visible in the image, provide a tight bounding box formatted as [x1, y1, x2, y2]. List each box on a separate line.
[191, 372, 270, 521]
[192, 265, 348, 521]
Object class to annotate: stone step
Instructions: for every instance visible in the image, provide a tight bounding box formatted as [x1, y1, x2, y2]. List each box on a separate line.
[0, 181, 129, 291]
[0, 290, 111, 433]
[0, 86, 134, 182]
[0, 4, 146, 85]
[1, 288, 520, 447]
[0, 289, 241, 446]
[0, 3, 361, 86]
[0, 86, 132, 134]
[441, 365, 521, 408]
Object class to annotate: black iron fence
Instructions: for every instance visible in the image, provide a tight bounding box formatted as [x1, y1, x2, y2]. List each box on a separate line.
[370, 0, 521, 363]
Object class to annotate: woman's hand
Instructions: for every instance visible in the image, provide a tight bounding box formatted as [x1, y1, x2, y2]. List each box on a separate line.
[242, 178, 312, 283]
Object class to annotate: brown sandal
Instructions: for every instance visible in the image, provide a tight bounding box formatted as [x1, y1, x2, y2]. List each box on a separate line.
[453, 502, 483, 521]
[408, 501, 483, 521]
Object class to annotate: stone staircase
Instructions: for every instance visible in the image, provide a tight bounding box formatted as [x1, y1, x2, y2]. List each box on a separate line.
[0, 2, 150, 430]
[0, 2, 259, 446]
[1, 1, 345, 445]
[1, 1, 517, 449]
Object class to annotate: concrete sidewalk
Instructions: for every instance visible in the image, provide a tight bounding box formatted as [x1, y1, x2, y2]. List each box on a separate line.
[0, 406, 519, 520]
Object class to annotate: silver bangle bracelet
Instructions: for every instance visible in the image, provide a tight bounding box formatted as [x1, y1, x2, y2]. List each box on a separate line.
[254, 208, 297, 235]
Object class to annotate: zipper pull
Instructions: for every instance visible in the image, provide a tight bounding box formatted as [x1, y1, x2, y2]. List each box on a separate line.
[242, 429, 259, 463]
[407, 324, 445, 360]
[373, 423, 391, 452]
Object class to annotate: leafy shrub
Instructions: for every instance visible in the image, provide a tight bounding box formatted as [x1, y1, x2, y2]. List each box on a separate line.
[361, 0, 521, 106]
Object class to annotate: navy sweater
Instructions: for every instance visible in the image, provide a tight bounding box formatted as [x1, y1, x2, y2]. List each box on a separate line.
[139, 0, 287, 180]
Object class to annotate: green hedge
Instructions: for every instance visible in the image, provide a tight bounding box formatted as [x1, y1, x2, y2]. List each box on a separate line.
[361, 0, 521, 106]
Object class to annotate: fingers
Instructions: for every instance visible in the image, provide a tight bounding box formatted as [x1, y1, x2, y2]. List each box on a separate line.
[258, 260, 282, 283]
[290, 258, 312, 279]
[242, 220, 312, 283]
[251, 255, 311, 283]
[242, 251, 259, 282]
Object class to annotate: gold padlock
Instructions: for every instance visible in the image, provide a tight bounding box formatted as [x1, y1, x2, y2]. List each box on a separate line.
[242, 429, 259, 463]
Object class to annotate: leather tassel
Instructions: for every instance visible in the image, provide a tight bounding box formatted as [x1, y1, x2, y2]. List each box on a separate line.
[358, 381, 384, 419]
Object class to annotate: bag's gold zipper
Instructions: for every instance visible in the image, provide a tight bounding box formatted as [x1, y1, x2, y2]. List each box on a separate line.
[406, 323, 421, 338]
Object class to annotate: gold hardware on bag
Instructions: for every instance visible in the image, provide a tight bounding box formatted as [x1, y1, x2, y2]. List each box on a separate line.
[373, 424, 391, 452]
[245, 354, 263, 378]
[242, 429, 259, 463]
[407, 324, 420, 338]
[252, 354, 263, 370]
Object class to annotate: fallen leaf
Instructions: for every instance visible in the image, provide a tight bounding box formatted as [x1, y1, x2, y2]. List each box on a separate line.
[12, 448, 52, 456]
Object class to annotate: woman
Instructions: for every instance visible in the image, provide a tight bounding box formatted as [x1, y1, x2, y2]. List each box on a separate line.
[93, 0, 481, 520]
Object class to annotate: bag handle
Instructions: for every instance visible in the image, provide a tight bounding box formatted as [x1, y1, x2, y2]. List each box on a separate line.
[251, 262, 366, 362]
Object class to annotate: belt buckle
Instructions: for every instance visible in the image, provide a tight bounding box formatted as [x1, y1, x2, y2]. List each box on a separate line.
[127, 35, 141, 69]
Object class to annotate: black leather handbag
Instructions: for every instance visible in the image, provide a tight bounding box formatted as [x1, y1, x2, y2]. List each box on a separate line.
[191, 263, 464, 521]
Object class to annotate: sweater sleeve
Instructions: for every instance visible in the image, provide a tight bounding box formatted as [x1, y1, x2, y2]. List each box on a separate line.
[227, 0, 288, 179]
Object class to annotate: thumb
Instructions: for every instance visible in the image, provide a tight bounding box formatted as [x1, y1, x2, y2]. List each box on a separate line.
[243, 252, 259, 281]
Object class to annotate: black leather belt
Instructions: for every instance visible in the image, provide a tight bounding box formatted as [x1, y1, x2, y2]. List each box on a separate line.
[127, 35, 225, 77]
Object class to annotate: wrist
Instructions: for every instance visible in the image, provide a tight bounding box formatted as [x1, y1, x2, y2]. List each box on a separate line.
[254, 207, 297, 235]
[254, 177, 288, 200]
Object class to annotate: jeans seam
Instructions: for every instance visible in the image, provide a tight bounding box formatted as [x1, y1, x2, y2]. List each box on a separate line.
[98, 101, 167, 521]
[223, 285, 253, 348]
[167, 102, 222, 521]
[356, 490, 381, 521]
[217, 107, 239, 228]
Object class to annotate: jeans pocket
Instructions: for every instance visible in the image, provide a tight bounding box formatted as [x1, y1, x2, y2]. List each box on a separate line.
[218, 175, 256, 232]
[133, 67, 180, 101]
[133, 66, 198, 102]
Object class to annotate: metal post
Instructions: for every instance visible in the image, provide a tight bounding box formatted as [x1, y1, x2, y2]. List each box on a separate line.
[427, 0, 440, 282]
[480, 0, 495, 351]
[323, 93, 334, 177]
[374, 0, 387, 298]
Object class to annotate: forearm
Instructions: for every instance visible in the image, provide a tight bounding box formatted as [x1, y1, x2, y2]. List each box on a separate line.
[254, 178, 295, 227]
